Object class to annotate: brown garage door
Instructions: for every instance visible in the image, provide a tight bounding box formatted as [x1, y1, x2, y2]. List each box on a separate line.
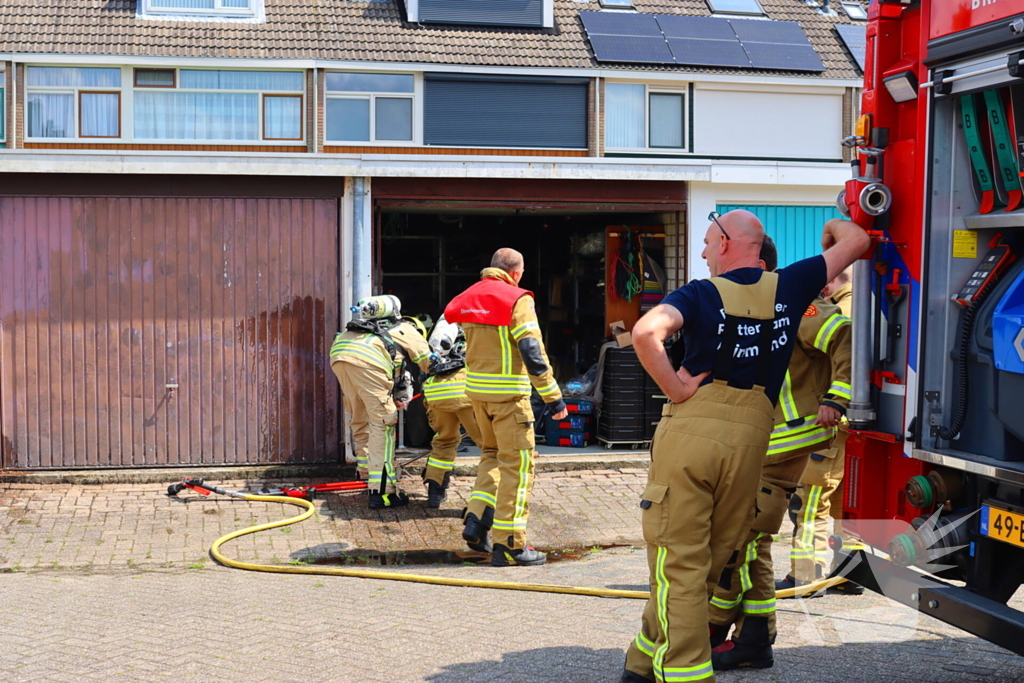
[0, 196, 341, 468]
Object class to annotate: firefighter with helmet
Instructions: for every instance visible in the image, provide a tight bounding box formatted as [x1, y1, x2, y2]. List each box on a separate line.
[444, 248, 567, 566]
[621, 213, 868, 683]
[420, 316, 483, 508]
[330, 294, 432, 509]
[707, 235, 852, 671]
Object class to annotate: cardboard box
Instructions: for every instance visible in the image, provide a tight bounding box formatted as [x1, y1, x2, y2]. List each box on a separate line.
[610, 320, 632, 348]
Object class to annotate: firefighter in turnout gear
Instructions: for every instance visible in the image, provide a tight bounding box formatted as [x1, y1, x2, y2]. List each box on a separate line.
[421, 318, 483, 508]
[444, 248, 567, 566]
[330, 296, 432, 509]
[779, 267, 866, 595]
[621, 213, 868, 683]
[708, 238, 852, 671]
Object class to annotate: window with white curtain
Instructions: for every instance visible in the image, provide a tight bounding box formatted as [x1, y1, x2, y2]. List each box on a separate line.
[26, 67, 122, 140]
[605, 83, 688, 151]
[142, 0, 259, 18]
[325, 72, 415, 144]
[133, 69, 303, 142]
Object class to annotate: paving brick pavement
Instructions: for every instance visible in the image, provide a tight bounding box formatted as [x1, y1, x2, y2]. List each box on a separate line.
[3, 468, 1024, 682]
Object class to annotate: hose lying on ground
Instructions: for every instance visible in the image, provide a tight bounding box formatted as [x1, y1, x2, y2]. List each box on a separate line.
[210, 494, 847, 600]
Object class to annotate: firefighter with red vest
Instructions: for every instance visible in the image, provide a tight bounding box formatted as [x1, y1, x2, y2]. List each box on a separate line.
[444, 248, 567, 566]
[708, 237, 852, 671]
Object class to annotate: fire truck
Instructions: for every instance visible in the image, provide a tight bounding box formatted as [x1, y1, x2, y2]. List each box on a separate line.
[837, 0, 1024, 652]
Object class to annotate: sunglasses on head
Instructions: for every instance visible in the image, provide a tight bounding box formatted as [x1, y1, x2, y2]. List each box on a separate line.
[708, 212, 731, 241]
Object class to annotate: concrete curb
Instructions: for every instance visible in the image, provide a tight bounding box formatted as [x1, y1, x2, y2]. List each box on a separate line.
[0, 453, 650, 485]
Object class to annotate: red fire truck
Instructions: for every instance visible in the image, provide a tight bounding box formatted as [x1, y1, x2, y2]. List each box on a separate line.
[837, 0, 1024, 652]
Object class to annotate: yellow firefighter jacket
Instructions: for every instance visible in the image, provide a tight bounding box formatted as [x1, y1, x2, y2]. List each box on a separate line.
[422, 368, 472, 411]
[830, 283, 852, 317]
[767, 297, 852, 456]
[453, 268, 562, 404]
[329, 320, 432, 379]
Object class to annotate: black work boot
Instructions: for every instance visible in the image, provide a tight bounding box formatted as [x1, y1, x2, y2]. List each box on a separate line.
[491, 543, 547, 566]
[620, 668, 655, 683]
[426, 473, 450, 508]
[462, 507, 494, 553]
[829, 578, 865, 595]
[712, 616, 774, 671]
[709, 622, 730, 649]
[368, 491, 410, 509]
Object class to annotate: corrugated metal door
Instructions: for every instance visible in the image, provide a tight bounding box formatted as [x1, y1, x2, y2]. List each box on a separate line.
[0, 196, 341, 468]
[716, 204, 843, 268]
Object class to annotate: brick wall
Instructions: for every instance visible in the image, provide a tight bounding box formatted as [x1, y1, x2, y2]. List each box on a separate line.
[14, 63, 23, 149]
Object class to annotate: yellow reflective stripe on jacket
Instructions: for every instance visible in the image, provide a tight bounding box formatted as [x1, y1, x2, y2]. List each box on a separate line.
[511, 321, 540, 340]
[466, 370, 530, 394]
[813, 313, 849, 352]
[331, 336, 395, 372]
[498, 325, 513, 375]
[410, 348, 431, 363]
[423, 377, 466, 400]
[827, 381, 852, 400]
[768, 419, 834, 455]
[778, 370, 799, 422]
[536, 380, 559, 398]
[742, 598, 776, 615]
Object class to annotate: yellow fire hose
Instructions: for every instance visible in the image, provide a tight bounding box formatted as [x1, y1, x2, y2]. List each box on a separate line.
[211, 494, 847, 600]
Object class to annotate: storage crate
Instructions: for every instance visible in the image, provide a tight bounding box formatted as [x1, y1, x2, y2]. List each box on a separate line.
[548, 432, 592, 447]
[549, 416, 593, 431]
[565, 398, 595, 414]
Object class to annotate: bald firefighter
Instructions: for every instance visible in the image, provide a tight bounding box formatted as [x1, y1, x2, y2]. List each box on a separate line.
[779, 267, 866, 594]
[708, 237, 852, 670]
[420, 318, 483, 508]
[621, 214, 868, 683]
[330, 295, 432, 509]
[444, 248, 567, 566]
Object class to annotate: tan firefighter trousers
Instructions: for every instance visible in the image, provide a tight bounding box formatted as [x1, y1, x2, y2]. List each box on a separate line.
[466, 396, 537, 549]
[332, 361, 399, 495]
[424, 403, 483, 486]
[625, 381, 774, 683]
[708, 444, 816, 642]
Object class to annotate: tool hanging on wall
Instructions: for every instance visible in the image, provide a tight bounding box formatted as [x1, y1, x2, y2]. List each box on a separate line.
[613, 227, 642, 302]
[962, 92, 1002, 214]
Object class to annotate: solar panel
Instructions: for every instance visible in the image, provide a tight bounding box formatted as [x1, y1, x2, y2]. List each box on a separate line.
[588, 34, 676, 63]
[656, 14, 735, 41]
[743, 41, 825, 71]
[579, 11, 662, 37]
[729, 18, 809, 45]
[836, 24, 867, 72]
[667, 38, 751, 69]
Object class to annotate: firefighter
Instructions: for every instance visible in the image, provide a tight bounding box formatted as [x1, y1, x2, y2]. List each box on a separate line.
[621, 213, 868, 683]
[330, 295, 433, 509]
[707, 238, 852, 671]
[421, 318, 483, 508]
[444, 248, 567, 566]
[778, 266, 866, 595]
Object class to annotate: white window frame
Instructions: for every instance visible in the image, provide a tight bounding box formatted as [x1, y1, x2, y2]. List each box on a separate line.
[840, 1, 868, 20]
[130, 67, 305, 145]
[706, 0, 765, 16]
[24, 66, 123, 142]
[604, 81, 690, 154]
[598, 0, 635, 9]
[324, 71, 421, 146]
[140, 0, 260, 19]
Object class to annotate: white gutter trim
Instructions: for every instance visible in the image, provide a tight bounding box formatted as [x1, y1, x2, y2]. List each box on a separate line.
[0, 53, 859, 88]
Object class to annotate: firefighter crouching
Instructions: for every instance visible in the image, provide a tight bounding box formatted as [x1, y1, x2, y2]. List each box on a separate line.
[444, 248, 568, 566]
[708, 236, 852, 671]
[780, 267, 866, 594]
[621, 213, 868, 683]
[420, 317, 483, 508]
[330, 295, 432, 509]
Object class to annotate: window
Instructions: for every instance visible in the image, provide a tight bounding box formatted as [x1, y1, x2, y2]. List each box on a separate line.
[26, 67, 122, 140]
[605, 83, 687, 151]
[706, 0, 765, 15]
[325, 72, 415, 144]
[840, 1, 868, 20]
[132, 69, 303, 142]
[599, 0, 634, 8]
[141, 0, 259, 18]
[0, 72, 6, 142]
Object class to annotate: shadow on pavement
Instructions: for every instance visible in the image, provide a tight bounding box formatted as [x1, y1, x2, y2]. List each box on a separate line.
[423, 646, 626, 683]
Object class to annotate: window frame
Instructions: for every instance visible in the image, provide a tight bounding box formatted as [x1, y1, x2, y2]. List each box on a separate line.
[839, 1, 868, 20]
[24, 66, 124, 142]
[604, 81, 690, 153]
[324, 71, 420, 146]
[131, 67, 305, 145]
[0, 72, 7, 144]
[706, 0, 766, 16]
[134, 68, 176, 89]
[598, 0, 635, 8]
[141, 0, 258, 18]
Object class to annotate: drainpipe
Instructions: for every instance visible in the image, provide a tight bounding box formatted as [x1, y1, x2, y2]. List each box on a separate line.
[351, 177, 372, 307]
[847, 258, 876, 425]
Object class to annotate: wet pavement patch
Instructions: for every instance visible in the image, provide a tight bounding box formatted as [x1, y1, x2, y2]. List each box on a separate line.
[308, 544, 629, 567]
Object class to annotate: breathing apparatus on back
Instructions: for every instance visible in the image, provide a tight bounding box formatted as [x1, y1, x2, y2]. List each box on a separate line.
[345, 295, 419, 400]
[427, 316, 467, 377]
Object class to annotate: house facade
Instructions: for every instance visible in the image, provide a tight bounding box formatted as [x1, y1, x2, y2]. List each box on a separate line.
[0, 0, 865, 469]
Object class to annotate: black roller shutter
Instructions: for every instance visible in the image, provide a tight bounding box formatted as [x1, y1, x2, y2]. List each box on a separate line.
[424, 73, 588, 149]
[419, 0, 543, 27]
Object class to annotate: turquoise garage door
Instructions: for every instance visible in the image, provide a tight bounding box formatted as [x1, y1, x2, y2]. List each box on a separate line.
[717, 204, 843, 268]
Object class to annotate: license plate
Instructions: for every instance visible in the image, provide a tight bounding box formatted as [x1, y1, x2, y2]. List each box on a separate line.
[980, 505, 1024, 549]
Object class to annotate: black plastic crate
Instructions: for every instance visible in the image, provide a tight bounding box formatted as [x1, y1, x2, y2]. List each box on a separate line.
[604, 385, 646, 400]
[644, 419, 659, 440]
[598, 425, 647, 441]
[603, 396, 647, 412]
[600, 411, 646, 430]
[645, 391, 667, 413]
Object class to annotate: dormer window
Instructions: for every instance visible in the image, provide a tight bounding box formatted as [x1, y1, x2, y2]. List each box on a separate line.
[141, 0, 261, 19]
[599, 0, 634, 9]
[706, 0, 765, 16]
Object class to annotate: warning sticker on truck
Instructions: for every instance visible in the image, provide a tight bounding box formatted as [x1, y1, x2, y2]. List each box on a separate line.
[953, 230, 977, 258]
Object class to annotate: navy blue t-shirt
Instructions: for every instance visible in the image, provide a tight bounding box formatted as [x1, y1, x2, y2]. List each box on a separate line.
[661, 255, 828, 406]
